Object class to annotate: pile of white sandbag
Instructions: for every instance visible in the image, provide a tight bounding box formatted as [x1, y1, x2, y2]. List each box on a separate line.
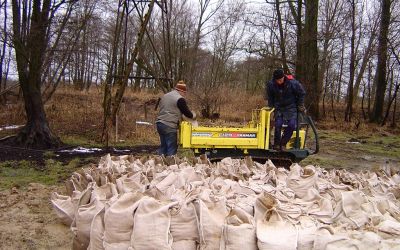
[51, 154, 400, 250]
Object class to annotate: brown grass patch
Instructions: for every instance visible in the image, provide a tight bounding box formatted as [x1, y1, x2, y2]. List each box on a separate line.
[0, 85, 399, 147]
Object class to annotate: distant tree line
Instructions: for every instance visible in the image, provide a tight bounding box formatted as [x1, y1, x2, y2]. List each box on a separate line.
[0, 0, 399, 148]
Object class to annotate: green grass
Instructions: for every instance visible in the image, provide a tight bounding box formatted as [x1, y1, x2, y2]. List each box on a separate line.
[0, 158, 82, 190]
[318, 129, 400, 158]
[43, 150, 57, 159]
[301, 155, 346, 169]
[61, 135, 103, 147]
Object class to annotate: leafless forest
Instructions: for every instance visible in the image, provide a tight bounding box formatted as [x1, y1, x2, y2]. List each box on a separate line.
[0, 0, 399, 148]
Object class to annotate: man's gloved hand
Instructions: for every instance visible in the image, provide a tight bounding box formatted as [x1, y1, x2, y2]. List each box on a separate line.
[298, 104, 306, 113]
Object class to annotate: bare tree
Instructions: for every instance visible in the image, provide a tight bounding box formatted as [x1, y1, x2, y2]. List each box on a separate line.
[344, 0, 357, 122]
[370, 0, 392, 123]
[0, 0, 8, 103]
[10, 0, 77, 148]
[102, 0, 155, 145]
[318, 0, 343, 90]
[41, 0, 96, 102]
[268, 0, 290, 73]
[352, 14, 379, 101]
[319, 0, 345, 118]
[195, 1, 246, 117]
[102, 0, 127, 145]
[189, 0, 224, 85]
[301, 0, 320, 119]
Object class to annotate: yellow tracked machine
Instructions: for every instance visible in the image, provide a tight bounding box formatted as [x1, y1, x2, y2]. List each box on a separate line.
[179, 107, 319, 167]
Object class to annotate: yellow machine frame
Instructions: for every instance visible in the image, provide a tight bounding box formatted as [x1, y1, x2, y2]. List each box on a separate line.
[179, 107, 305, 153]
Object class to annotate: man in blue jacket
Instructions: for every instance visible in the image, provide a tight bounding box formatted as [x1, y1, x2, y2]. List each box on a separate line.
[266, 69, 306, 151]
[156, 81, 196, 156]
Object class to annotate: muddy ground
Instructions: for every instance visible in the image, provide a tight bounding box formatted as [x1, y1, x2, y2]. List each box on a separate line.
[0, 131, 399, 250]
[0, 144, 159, 250]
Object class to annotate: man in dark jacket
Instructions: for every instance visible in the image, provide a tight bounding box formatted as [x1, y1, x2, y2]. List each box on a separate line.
[156, 80, 196, 156]
[266, 69, 306, 150]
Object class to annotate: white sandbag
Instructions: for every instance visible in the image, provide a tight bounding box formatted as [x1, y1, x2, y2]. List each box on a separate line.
[172, 240, 197, 250]
[296, 216, 318, 250]
[52, 155, 400, 250]
[235, 195, 257, 216]
[346, 231, 382, 250]
[155, 171, 179, 192]
[170, 202, 199, 242]
[51, 192, 76, 226]
[341, 191, 369, 228]
[103, 192, 143, 249]
[377, 219, 400, 236]
[72, 197, 104, 250]
[220, 207, 257, 250]
[71, 172, 87, 191]
[308, 196, 334, 224]
[195, 198, 229, 250]
[76, 185, 93, 208]
[313, 227, 350, 250]
[174, 167, 203, 190]
[107, 155, 126, 174]
[98, 154, 113, 173]
[116, 173, 144, 194]
[92, 182, 119, 203]
[131, 196, 178, 250]
[287, 164, 317, 199]
[88, 207, 105, 250]
[256, 208, 298, 250]
[254, 192, 277, 221]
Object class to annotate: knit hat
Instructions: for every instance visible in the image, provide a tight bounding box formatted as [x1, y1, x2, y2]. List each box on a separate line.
[273, 69, 285, 80]
[174, 80, 187, 93]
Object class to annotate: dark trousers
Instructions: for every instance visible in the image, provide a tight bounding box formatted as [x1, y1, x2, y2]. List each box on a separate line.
[274, 116, 296, 148]
[156, 122, 178, 156]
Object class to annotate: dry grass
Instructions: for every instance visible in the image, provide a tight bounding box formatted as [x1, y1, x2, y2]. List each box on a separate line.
[315, 103, 400, 136]
[0, 85, 162, 145]
[0, 85, 399, 147]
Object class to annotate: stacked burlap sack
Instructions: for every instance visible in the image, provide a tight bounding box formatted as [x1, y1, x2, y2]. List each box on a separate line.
[51, 154, 400, 250]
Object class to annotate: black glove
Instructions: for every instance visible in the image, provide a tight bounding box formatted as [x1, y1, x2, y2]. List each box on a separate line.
[298, 104, 306, 113]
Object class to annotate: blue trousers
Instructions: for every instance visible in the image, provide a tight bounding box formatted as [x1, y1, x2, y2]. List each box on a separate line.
[156, 122, 178, 156]
[274, 116, 296, 148]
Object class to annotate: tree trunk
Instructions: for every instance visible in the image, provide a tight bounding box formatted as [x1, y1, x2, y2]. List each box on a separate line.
[361, 83, 367, 120]
[16, 80, 60, 148]
[381, 83, 399, 126]
[337, 37, 345, 103]
[345, 0, 356, 122]
[11, 0, 61, 149]
[102, 0, 125, 145]
[0, 0, 8, 104]
[353, 18, 378, 100]
[301, 0, 319, 119]
[330, 74, 336, 121]
[370, 0, 391, 123]
[391, 91, 397, 128]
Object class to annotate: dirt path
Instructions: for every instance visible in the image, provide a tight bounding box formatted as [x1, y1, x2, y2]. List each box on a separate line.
[0, 184, 71, 250]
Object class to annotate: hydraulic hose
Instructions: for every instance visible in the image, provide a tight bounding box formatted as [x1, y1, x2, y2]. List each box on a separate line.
[306, 115, 319, 154]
